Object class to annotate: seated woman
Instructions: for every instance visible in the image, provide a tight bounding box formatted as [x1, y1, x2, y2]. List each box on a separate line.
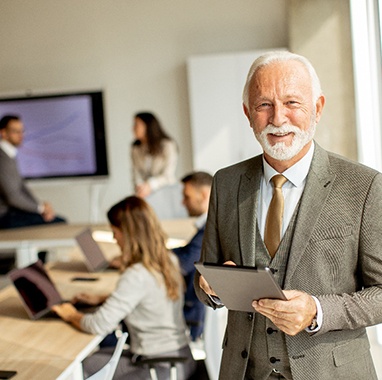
[53, 196, 196, 380]
[131, 112, 178, 198]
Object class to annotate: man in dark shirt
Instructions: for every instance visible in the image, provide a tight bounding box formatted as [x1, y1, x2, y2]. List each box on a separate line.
[173, 171, 212, 341]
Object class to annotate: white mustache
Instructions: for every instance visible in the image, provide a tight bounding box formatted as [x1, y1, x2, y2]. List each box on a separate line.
[263, 124, 302, 137]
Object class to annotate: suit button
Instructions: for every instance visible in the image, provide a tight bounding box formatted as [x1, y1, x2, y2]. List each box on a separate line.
[247, 313, 253, 321]
[241, 350, 248, 359]
[267, 327, 277, 334]
[269, 357, 280, 364]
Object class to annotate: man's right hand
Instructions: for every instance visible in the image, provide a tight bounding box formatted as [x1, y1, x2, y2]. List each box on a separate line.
[41, 201, 56, 221]
[199, 274, 217, 296]
[198, 260, 236, 296]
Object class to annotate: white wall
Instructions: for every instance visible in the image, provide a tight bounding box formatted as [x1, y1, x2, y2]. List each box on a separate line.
[0, 0, 288, 222]
[187, 49, 284, 175]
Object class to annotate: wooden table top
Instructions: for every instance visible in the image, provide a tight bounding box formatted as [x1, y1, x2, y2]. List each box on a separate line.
[0, 218, 195, 243]
[0, 261, 119, 379]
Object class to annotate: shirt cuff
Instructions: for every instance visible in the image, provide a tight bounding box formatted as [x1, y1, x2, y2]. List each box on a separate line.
[305, 295, 323, 333]
[38, 203, 45, 214]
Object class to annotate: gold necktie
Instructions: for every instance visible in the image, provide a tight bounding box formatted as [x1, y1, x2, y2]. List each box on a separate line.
[264, 175, 287, 258]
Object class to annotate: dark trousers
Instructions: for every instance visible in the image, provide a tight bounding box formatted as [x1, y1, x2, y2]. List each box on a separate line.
[0, 208, 66, 229]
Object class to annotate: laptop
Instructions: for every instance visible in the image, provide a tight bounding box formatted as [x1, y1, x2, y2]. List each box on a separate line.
[75, 228, 111, 272]
[9, 260, 70, 320]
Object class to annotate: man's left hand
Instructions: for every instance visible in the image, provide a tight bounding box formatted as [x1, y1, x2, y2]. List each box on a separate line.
[252, 290, 317, 336]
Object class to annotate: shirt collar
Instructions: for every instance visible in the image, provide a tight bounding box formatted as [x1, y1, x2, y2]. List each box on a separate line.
[195, 212, 208, 230]
[0, 139, 18, 158]
[262, 141, 315, 187]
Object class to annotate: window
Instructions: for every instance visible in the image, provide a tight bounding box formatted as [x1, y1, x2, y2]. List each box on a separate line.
[350, 0, 382, 170]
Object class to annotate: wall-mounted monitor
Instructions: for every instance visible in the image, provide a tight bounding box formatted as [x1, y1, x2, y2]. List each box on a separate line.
[0, 91, 109, 180]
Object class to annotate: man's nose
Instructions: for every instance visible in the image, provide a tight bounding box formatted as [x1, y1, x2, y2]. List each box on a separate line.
[269, 104, 288, 127]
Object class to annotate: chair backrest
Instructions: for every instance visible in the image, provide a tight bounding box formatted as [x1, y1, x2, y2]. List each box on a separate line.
[146, 183, 188, 220]
[87, 332, 128, 380]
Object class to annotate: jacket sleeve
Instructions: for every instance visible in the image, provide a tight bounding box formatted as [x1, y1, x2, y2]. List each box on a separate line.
[315, 172, 382, 334]
[193, 176, 224, 309]
[0, 155, 40, 213]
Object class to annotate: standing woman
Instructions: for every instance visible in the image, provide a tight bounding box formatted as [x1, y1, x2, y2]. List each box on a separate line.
[132, 112, 178, 198]
[53, 196, 195, 380]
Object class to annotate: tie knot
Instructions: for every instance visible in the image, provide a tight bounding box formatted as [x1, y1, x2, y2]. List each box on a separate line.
[271, 174, 287, 189]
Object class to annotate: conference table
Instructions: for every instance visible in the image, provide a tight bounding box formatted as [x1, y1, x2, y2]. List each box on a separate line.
[0, 219, 195, 268]
[0, 260, 120, 380]
[0, 218, 196, 380]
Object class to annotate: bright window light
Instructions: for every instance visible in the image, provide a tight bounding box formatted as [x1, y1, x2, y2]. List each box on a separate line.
[350, 0, 382, 170]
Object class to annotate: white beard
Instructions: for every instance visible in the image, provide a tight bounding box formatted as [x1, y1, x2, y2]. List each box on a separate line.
[254, 122, 316, 161]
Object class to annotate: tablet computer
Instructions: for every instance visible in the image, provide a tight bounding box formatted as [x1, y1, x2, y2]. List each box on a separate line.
[194, 262, 286, 312]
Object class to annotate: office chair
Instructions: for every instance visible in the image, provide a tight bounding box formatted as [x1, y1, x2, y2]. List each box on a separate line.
[87, 332, 128, 380]
[134, 356, 188, 380]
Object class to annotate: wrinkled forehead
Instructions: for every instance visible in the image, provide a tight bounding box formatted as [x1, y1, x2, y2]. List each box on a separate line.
[249, 60, 314, 99]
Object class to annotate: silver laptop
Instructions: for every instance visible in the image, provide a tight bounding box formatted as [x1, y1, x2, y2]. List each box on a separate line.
[75, 228, 110, 272]
[9, 260, 96, 320]
[9, 260, 67, 320]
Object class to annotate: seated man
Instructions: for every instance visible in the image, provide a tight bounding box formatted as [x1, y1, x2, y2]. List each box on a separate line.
[0, 115, 66, 229]
[173, 171, 213, 341]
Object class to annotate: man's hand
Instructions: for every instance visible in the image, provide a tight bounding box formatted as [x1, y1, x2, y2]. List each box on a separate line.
[41, 201, 56, 222]
[198, 260, 236, 296]
[199, 274, 217, 296]
[252, 290, 317, 336]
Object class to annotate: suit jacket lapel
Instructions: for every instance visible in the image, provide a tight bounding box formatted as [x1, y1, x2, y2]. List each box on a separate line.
[285, 143, 336, 284]
[238, 155, 263, 267]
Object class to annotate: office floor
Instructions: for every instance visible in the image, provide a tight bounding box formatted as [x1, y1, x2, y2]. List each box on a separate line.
[0, 257, 381, 380]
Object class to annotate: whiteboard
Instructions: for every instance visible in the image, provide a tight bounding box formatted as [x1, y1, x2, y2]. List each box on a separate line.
[187, 49, 286, 174]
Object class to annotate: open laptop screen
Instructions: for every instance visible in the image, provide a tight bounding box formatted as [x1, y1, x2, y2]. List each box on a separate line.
[8, 261, 62, 319]
[75, 228, 110, 272]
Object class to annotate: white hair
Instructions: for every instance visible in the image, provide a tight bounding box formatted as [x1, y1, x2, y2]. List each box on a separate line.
[242, 51, 322, 108]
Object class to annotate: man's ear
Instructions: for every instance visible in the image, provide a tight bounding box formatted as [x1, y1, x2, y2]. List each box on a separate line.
[200, 186, 211, 206]
[315, 95, 325, 124]
[243, 103, 250, 120]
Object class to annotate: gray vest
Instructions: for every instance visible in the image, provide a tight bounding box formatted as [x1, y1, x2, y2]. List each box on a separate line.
[245, 205, 300, 380]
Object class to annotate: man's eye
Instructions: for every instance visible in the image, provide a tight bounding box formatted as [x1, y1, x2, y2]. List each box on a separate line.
[256, 103, 272, 110]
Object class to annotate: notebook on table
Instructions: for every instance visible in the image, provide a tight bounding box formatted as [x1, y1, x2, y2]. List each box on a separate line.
[8, 260, 94, 320]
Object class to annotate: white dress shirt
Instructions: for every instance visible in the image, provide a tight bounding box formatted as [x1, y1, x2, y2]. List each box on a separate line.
[0, 139, 17, 158]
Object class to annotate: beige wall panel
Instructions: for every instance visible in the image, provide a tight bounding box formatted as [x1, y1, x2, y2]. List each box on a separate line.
[289, 0, 357, 160]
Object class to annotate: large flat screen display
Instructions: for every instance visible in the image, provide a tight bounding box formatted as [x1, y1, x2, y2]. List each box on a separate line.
[0, 91, 108, 180]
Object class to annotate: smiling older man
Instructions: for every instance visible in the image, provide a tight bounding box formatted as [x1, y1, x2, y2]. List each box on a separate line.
[194, 51, 382, 380]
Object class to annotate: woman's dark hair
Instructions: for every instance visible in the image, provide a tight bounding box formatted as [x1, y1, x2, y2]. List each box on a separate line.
[133, 112, 172, 155]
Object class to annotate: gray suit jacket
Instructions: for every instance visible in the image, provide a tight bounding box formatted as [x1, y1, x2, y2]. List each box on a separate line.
[195, 143, 382, 380]
[0, 147, 39, 217]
